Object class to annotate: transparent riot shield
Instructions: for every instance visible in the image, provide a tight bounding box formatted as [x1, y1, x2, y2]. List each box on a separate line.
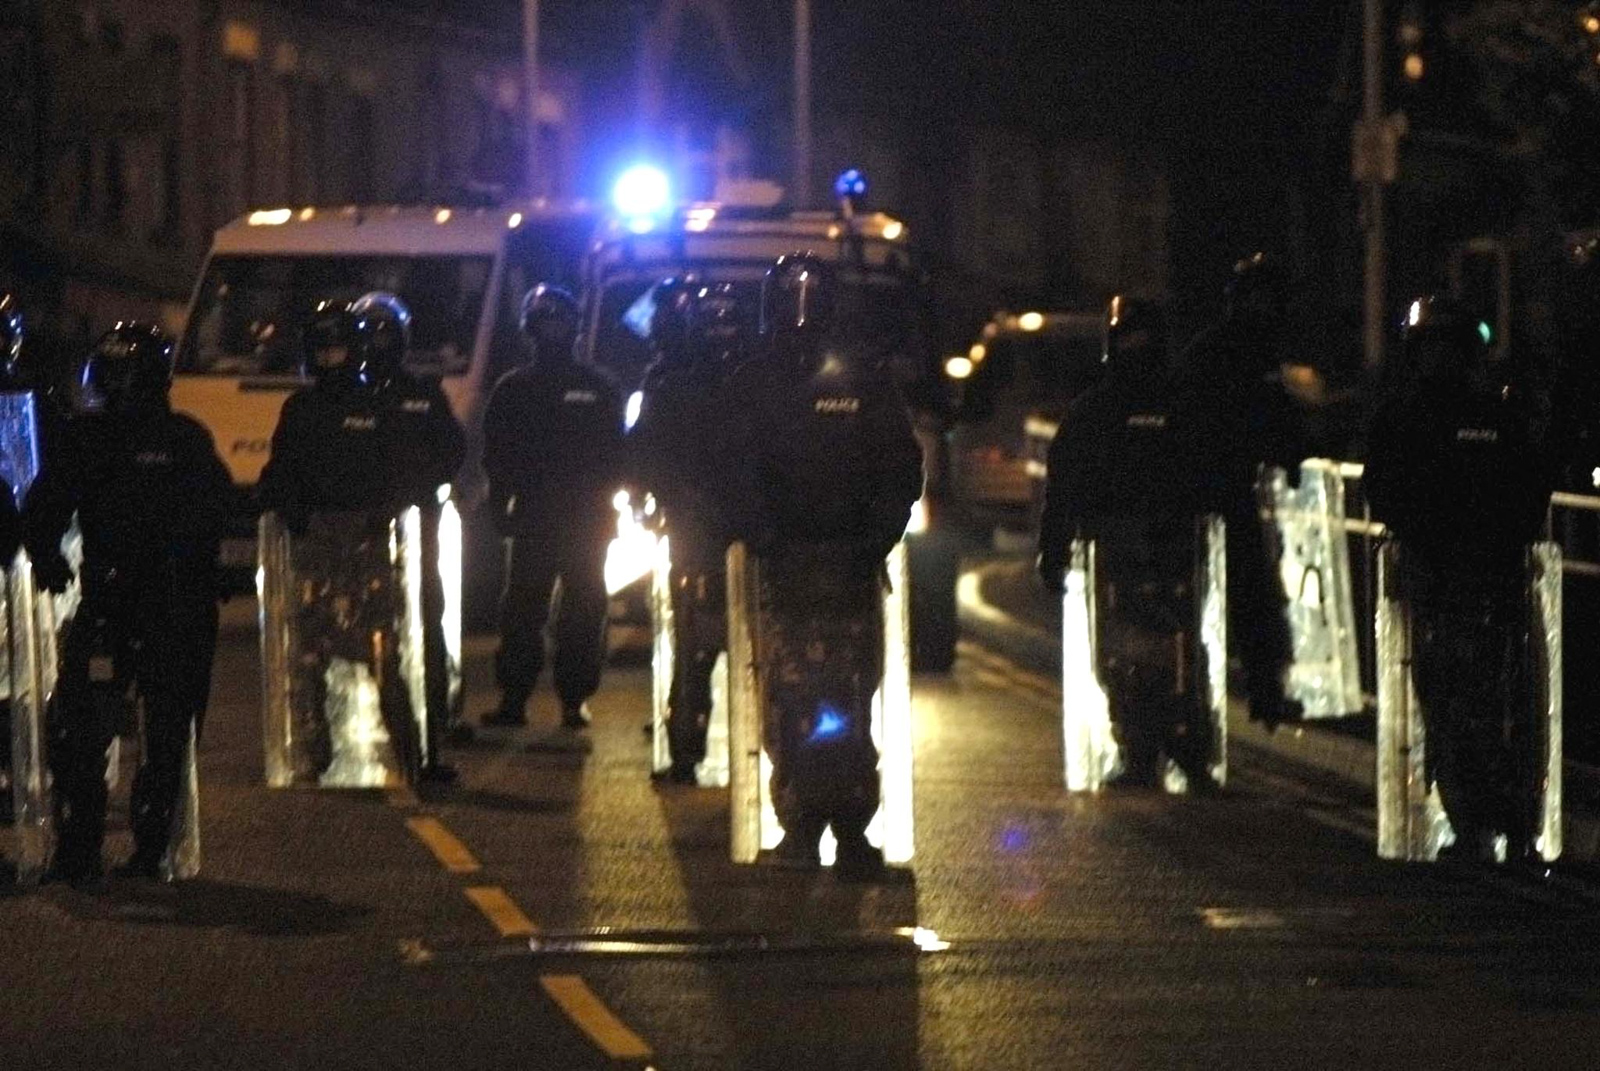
[728, 540, 914, 866]
[259, 509, 428, 788]
[1062, 516, 1227, 793]
[1, 392, 45, 881]
[1261, 460, 1364, 718]
[1060, 540, 1120, 791]
[650, 535, 730, 786]
[1376, 541, 1561, 862]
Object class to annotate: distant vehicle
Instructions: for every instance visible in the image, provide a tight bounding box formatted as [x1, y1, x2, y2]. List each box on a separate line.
[944, 310, 1103, 532]
[173, 201, 596, 619]
[570, 169, 960, 670]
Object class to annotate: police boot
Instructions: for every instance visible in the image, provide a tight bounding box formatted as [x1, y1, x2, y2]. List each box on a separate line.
[561, 702, 592, 730]
[770, 816, 826, 870]
[483, 693, 529, 728]
[832, 827, 885, 883]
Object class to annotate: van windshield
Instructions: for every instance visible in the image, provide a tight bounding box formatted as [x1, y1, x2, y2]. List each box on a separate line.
[180, 254, 494, 376]
[589, 268, 927, 391]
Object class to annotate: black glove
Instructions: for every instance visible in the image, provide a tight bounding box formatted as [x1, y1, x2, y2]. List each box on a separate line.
[33, 552, 73, 595]
[1037, 552, 1066, 594]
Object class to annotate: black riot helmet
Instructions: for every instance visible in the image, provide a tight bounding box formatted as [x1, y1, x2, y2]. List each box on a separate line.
[1225, 251, 1289, 323]
[1102, 295, 1168, 381]
[81, 321, 174, 415]
[686, 282, 748, 368]
[303, 300, 364, 389]
[646, 274, 700, 366]
[1400, 294, 1485, 385]
[349, 291, 411, 386]
[0, 292, 22, 384]
[520, 283, 581, 362]
[761, 253, 835, 341]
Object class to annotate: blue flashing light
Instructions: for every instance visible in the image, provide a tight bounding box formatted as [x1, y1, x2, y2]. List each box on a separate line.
[1477, 320, 1494, 345]
[834, 168, 868, 201]
[809, 707, 850, 743]
[613, 164, 671, 222]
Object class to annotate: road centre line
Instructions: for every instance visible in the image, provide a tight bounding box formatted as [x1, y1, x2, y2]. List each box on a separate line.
[465, 886, 539, 937]
[540, 975, 654, 1061]
[405, 816, 482, 874]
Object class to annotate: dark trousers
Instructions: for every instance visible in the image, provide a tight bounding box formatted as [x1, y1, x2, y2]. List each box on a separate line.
[761, 544, 883, 842]
[418, 503, 453, 761]
[1229, 512, 1294, 717]
[496, 534, 608, 708]
[290, 518, 420, 782]
[1408, 561, 1541, 852]
[1095, 534, 1213, 784]
[667, 559, 726, 770]
[50, 573, 217, 867]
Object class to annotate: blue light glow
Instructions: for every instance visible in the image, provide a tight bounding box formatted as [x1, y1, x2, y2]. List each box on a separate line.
[614, 164, 671, 221]
[809, 707, 850, 743]
[834, 168, 868, 201]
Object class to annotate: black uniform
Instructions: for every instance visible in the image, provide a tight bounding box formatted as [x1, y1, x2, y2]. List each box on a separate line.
[1175, 311, 1307, 729]
[1038, 367, 1226, 784]
[1365, 365, 1556, 860]
[26, 407, 231, 879]
[723, 333, 922, 861]
[483, 358, 624, 718]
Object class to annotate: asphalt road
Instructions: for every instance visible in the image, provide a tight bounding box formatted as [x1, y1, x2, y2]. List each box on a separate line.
[5, 598, 1600, 1069]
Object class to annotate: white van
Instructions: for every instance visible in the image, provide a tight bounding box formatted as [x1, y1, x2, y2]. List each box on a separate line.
[173, 202, 594, 615]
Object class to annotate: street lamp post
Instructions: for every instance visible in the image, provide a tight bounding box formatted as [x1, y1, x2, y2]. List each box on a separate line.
[523, 0, 540, 198]
[794, 0, 812, 208]
[1360, 0, 1388, 372]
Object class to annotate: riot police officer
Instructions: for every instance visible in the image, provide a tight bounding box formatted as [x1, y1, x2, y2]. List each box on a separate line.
[723, 253, 923, 876]
[24, 323, 233, 883]
[359, 294, 467, 780]
[482, 285, 624, 730]
[1038, 296, 1226, 787]
[1175, 252, 1307, 729]
[632, 279, 748, 783]
[259, 293, 462, 783]
[1365, 295, 1557, 863]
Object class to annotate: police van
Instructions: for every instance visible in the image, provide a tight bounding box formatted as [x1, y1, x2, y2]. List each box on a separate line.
[172, 201, 594, 616]
[944, 310, 1103, 533]
[579, 171, 960, 670]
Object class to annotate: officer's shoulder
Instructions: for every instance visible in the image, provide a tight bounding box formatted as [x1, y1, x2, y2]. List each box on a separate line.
[166, 410, 223, 447]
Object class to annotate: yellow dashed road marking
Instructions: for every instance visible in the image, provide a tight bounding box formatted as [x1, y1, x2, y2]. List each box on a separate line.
[406, 816, 481, 874]
[541, 974, 654, 1060]
[465, 886, 538, 937]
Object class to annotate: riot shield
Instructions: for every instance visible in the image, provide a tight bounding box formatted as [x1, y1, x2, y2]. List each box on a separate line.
[650, 535, 730, 786]
[728, 539, 914, 866]
[1261, 460, 1364, 719]
[1, 391, 45, 881]
[1062, 516, 1227, 793]
[1376, 541, 1561, 862]
[1060, 540, 1120, 791]
[259, 509, 429, 788]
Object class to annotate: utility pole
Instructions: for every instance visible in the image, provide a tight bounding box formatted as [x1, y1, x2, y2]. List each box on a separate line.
[793, 0, 812, 207]
[523, 0, 541, 198]
[1359, 0, 1389, 372]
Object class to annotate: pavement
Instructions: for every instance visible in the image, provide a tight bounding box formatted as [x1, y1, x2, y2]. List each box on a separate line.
[3, 592, 1600, 1068]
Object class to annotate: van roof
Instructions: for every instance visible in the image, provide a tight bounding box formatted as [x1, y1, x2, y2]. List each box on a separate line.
[211, 201, 594, 257]
[588, 206, 913, 277]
